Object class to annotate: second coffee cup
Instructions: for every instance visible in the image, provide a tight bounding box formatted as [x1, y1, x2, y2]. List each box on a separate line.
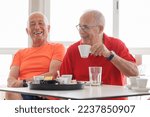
[78, 44, 91, 58]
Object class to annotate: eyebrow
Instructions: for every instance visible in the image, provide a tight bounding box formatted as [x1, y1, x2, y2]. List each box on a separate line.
[30, 19, 44, 22]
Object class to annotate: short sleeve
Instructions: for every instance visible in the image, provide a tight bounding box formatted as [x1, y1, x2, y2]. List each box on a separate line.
[51, 43, 66, 61]
[114, 40, 136, 63]
[11, 50, 22, 67]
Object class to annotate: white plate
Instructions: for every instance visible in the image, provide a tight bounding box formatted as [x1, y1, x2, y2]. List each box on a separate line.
[131, 87, 150, 92]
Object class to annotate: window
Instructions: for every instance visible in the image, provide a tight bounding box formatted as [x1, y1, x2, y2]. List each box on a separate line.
[0, 0, 28, 48]
[120, 0, 150, 48]
[120, 0, 150, 77]
[0, 55, 12, 85]
[50, 0, 113, 42]
[0, 0, 28, 85]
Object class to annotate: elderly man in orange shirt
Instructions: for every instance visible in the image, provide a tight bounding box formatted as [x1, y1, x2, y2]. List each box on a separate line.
[5, 12, 65, 100]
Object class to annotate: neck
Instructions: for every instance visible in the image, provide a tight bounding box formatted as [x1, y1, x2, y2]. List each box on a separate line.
[32, 40, 47, 47]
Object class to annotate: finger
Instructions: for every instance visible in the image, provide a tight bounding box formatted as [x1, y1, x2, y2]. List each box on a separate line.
[94, 46, 103, 56]
[91, 44, 100, 55]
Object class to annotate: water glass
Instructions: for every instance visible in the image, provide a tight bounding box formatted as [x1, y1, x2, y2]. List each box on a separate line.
[89, 66, 102, 86]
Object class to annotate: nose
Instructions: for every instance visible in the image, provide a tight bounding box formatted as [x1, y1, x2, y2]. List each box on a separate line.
[34, 23, 40, 29]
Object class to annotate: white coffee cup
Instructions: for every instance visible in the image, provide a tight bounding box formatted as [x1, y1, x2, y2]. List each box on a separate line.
[78, 45, 91, 58]
[57, 74, 72, 84]
[33, 76, 44, 84]
[136, 78, 148, 88]
[128, 77, 139, 87]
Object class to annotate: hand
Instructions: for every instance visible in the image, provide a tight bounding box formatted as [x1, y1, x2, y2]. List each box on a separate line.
[90, 43, 110, 57]
[7, 79, 23, 87]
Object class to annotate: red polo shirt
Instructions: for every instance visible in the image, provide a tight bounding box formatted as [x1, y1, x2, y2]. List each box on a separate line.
[60, 34, 136, 100]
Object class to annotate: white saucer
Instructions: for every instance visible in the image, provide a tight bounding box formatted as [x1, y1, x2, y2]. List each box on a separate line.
[131, 87, 150, 92]
[84, 82, 91, 86]
[126, 85, 136, 89]
[126, 85, 132, 89]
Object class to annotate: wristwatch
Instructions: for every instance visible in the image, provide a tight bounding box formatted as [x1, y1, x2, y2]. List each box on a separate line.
[22, 80, 28, 87]
[106, 51, 115, 61]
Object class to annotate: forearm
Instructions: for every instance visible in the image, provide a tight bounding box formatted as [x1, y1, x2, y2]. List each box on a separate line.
[110, 54, 139, 77]
[41, 60, 62, 79]
[41, 71, 57, 79]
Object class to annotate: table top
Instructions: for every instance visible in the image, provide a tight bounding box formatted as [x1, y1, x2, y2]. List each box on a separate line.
[0, 85, 150, 100]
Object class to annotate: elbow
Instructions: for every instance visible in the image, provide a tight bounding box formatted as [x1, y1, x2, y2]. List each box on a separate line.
[129, 66, 139, 76]
[125, 65, 139, 77]
[132, 69, 139, 76]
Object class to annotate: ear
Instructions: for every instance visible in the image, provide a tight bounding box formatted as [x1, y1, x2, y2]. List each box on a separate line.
[26, 28, 29, 34]
[48, 25, 50, 32]
[98, 25, 104, 34]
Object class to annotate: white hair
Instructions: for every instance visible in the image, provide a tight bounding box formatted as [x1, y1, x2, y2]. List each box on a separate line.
[27, 11, 49, 27]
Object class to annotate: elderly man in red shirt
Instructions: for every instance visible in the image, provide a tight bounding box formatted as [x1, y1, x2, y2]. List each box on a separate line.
[60, 10, 139, 100]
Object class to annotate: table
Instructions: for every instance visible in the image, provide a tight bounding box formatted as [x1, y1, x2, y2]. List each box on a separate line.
[0, 85, 150, 100]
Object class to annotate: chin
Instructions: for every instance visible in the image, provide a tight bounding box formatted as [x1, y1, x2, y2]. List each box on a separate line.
[82, 39, 90, 44]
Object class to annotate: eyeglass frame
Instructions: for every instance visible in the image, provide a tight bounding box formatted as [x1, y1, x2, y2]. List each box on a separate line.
[76, 24, 99, 32]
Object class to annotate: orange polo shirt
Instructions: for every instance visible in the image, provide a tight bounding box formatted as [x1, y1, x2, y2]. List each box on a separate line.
[11, 42, 65, 80]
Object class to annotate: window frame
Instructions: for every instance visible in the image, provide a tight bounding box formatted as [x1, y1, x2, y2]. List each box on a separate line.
[1, 0, 150, 66]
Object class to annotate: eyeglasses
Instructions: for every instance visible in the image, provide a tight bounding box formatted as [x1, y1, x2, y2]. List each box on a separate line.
[76, 24, 98, 32]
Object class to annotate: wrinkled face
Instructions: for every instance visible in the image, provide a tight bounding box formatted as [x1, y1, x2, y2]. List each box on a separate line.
[26, 13, 50, 45]
[78, 13, 100, 45]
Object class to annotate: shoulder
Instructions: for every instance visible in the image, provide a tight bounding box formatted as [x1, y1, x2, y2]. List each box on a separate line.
[47, 42, 65, 55]
[104, 34, 127, 50]
[104, 34, 130, 56]
[12, 48, 28, 60]
[47, 42, 65, 49]
[14, 48, 27, 55]
[104, 34, 125, 45]
[67, 41, 80, 51]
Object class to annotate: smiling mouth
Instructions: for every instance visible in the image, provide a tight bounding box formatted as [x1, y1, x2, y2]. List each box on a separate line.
[33, 31, 43, 35]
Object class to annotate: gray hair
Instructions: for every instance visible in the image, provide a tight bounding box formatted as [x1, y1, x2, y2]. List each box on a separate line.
[27, 11, 49, 27]
[83, 10, 105, 27]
